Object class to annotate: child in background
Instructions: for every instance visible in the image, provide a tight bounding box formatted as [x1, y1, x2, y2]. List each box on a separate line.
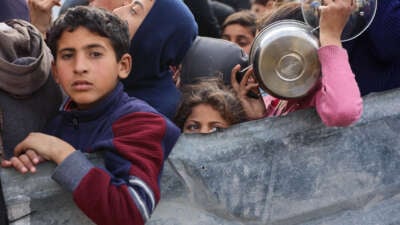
[2, 6, 180, 225]
[175, 77, 246, 134]
[232, 1, 363, 127]
[250, 0, 276, 17]
[221, 10, 257, 55]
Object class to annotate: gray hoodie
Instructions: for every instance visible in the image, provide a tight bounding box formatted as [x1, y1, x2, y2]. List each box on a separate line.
[0, 19, 63, 159]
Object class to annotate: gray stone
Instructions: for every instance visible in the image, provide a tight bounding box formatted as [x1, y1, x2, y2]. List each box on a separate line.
[2, 88, 400, 225]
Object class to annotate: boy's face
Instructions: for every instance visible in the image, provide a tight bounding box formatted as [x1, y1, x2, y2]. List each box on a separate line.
[52, 26, 131, 110]
[222, 24, 255, 55]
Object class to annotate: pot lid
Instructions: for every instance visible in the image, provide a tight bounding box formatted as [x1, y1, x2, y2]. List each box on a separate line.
[250, 20, 321, 99]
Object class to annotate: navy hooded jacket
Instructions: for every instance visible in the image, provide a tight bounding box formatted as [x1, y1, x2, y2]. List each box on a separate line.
[0, 0, 29, 22]
[343, 0, 400, 96]
[123, 0, 198, 119]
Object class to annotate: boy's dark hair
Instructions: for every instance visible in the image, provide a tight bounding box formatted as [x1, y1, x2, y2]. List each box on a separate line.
[222, 10, 257, 37]
[47, 6, 130, 61]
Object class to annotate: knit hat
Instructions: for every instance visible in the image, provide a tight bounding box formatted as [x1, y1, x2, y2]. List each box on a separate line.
[0, 19, 52, 97]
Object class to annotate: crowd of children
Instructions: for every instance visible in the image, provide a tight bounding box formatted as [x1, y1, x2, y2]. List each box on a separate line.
[0, 0, 399, 224]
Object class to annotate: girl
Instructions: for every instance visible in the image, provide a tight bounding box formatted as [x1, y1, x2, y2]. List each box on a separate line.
[175, 77, 247, 133]
[231, 1, 363, 127]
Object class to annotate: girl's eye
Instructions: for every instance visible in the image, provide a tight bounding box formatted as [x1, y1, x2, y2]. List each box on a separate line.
[186, 124, 199, 131]
[209, 126, 224, 133]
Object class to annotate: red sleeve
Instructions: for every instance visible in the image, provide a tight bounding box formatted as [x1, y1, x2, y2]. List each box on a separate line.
[73, 112, 166, 225]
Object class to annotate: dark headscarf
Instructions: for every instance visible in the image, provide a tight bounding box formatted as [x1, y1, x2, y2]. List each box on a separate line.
[123, 0, 198, 119]
[0, 0, 29, 22]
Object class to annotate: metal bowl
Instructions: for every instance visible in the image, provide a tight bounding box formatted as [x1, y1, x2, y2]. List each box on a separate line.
[250, 20, 321, 99]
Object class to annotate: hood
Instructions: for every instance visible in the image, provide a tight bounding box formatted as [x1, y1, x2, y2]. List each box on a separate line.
[125, 0, 198, 87]
[0, 19, 52, 97]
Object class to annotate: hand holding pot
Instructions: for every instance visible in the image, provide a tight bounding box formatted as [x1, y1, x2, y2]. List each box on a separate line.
[319, 0, 354, 46]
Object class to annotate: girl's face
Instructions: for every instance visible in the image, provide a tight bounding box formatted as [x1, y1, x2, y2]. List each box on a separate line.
[183, 104, 230, 134]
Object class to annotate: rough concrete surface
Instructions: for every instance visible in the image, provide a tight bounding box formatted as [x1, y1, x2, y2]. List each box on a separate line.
[1, 88, 400, 225]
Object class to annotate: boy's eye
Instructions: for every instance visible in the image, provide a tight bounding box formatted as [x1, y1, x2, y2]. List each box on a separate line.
[221, 35, 231, 42]
[238, 41, 250, 47]
[60, 53, 73, 60]
[89, 51, 103, 58]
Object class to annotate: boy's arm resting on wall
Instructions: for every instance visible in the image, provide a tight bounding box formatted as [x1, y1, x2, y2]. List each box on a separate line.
[314, 46, 363, 127]
[52, 112, 171, 225]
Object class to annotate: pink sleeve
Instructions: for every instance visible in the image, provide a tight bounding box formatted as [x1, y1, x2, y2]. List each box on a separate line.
[315, 45, 363, 126]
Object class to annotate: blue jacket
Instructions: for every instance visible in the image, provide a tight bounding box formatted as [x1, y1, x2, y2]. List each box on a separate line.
[343, 0, 400, 96]
[123, 0, 198, 119]
[0, 0, 29, 22]
[47, 82, 180, 225]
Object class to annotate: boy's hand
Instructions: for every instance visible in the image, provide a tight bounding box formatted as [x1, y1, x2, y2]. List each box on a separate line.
[14, 133, 75, 165]
[231, 64, 266, 120]
[1, 150, 45, 173]
[319, 0, 355, 47]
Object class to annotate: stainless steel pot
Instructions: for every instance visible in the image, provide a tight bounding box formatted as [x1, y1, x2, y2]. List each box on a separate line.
[249, 20, 321, 99]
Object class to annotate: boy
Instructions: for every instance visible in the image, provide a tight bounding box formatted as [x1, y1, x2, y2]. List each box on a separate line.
[89, 0, 197, 119]
[2, 6, 180, 225]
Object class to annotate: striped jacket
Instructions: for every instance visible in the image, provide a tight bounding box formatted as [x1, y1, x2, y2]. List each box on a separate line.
[47, 82, 180, 225]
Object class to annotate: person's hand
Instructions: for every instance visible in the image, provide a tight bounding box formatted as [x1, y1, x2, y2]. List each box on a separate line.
[1, 150, 45, 174]
[319, 0, 355, 47]
[28, 0, 61, 36]
[113, 0, 154, 40]
[231, 64, 266, 120]
[14, 132, 75, 165]
[170, 65, 182, 88]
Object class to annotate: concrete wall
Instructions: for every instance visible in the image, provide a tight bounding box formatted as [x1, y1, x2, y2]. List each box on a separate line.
[2, 88, 400, 225]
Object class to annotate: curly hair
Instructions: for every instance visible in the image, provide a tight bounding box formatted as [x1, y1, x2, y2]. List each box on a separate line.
[174, 77, 247, 130]
[46, 6, 130, 61]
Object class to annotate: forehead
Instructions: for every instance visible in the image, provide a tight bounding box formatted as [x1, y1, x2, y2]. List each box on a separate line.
[188, 104, 226, 122]
[57, 26, 112, 50]
[88, 0, 125, 11]
[223, 24, 254, 36]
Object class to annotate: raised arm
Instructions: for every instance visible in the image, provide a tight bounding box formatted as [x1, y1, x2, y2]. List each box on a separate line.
[314, 0, 362, 126]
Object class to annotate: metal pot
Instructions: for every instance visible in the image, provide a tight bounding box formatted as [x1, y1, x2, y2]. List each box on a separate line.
[249, 20, 321, 99]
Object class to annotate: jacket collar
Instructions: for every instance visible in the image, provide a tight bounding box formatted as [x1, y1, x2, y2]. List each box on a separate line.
[60, 82, 125, 123]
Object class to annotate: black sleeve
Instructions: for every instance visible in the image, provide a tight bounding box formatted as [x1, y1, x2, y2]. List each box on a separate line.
[184, 0, 221, 38]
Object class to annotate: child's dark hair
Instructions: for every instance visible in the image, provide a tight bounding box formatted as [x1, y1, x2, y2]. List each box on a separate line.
[222, 10, 257, 37]
[174, 77, 247, 130]
[257, 2, 305, 30]
[47, 6, 130, 61]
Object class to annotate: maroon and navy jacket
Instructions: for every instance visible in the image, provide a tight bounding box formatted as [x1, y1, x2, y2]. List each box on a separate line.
[46, 82, 180, 225]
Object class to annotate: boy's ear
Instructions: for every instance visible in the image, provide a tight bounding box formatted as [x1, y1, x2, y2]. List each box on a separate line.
[118, 53, 132, 80]
[51, 62, 60, 84]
